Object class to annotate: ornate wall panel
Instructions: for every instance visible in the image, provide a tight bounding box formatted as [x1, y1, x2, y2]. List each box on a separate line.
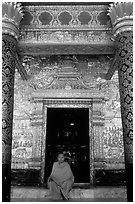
[21, 5, 111, 29]
[103, 130, 124, 168]
[21, 55, 111, 91]
[2, 35, 17, 164]
[18, 4, 114, 55]
[12, 71, 43, 170]
[12, 56, 125, 183]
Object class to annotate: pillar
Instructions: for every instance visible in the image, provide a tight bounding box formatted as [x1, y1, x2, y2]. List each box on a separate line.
[108, 2, 133, 201]
[2, 2, 23, 201]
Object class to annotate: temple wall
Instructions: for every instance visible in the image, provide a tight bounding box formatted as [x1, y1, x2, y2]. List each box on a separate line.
[11, 58, 125, 185]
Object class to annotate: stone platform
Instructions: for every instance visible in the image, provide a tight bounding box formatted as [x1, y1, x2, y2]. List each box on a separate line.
[11, 186, 127, 202]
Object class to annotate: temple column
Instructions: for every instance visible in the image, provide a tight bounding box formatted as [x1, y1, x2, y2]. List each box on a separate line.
[2, 2, 23, 201]
[108, 2, 133, 201]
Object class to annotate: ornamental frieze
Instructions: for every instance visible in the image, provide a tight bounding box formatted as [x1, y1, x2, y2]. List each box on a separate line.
[19, 4, 113, 48]
[19, 30, 112, 45]
[21, 5, 111, 30]
[22, 55, 111, 91]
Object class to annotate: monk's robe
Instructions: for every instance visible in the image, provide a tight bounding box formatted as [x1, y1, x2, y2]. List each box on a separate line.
[48, 162, 74, 200]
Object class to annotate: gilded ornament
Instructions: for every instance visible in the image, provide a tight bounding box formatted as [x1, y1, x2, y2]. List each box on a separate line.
[2, 2, 24, 40]
[108, 2, 133, 38]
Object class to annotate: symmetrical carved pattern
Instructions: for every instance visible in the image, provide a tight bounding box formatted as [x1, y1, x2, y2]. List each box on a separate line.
[116, 31, 133, 164]
[19, 5, 113, 51]
[2, 35, 17, 164]
[22, 55, 111, 91]
[22, 5, 111, 29]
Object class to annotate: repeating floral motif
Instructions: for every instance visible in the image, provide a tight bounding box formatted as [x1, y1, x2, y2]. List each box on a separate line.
[2, 34, 17, 164]
[116, 31, 133, 164]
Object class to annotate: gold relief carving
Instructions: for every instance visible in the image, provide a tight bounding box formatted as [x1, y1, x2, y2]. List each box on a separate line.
[108, 2, 133, 38]
[89, 106, 94, 185]
[2, 2, 24, 40]
[31, 90, 106, 100]
[40, 106, 47, 184]
[22, 55, 111, 94]
[23, 5, 111, 30]
[93, 126, 104, 159]
[20, 30, 112, 45]
[102, 126, 124, 160]
[43, 99, 93, 106]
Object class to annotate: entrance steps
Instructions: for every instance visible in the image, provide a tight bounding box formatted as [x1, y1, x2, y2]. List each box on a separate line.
[11, 186, 127, 200]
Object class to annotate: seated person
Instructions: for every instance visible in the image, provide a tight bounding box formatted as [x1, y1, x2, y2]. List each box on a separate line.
[47, 153, 74, 200]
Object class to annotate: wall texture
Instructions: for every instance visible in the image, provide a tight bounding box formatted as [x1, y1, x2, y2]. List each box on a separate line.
[11, 56, 125, 185]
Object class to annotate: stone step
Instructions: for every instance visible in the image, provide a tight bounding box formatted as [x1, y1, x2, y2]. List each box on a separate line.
[11, 186, 127, 199]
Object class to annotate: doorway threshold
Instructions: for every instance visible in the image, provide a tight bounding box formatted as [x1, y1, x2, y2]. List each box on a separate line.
[73, 183, 90, 189]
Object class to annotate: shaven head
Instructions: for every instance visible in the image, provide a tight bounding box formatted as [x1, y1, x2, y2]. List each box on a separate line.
[58, 153, 65, 163]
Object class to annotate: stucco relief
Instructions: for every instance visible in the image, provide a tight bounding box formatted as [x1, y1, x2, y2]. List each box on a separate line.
[12, 71, 42, 169]
[102, 126, 124, 160]
[22, 55, 111, 91]
[22, 5, 111, 29]
[20, 30, 112, 45]
[12, 56, 124, 170]
[94, 71, 124, 166]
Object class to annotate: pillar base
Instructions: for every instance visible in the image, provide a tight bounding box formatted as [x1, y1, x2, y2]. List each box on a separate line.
[2, 164, 11, 202]
[125, 163, 133, 202]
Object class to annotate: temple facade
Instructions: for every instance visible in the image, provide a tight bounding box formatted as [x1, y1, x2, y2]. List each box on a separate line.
[2, 2, 133, 201]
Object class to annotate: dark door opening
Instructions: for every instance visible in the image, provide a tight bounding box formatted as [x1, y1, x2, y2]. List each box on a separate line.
[44, 108, 90, 183]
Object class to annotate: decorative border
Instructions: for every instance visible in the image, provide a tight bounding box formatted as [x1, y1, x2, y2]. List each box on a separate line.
[23, 5, 111, 30]
[40, 105, 47, 184]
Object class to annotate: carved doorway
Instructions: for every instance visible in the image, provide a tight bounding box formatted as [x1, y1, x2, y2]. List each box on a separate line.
[44, 108, 90, 183]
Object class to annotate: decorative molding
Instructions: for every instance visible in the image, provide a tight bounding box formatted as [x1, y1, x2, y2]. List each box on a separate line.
[22, 5, 112, 30]
[43, 98, 93, 105]
[41, 105, 46, 184]
[19, 30, 112, 45]
[31, 90, 106, 102]
[108, 2, 133, 38]
[2, 2, 24, 40]
[17, 4, 114, 55]
[89, 106, 94, 185]
[18, 43, 115, 55]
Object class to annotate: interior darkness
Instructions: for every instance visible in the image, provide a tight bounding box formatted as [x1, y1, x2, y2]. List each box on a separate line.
[44, 108, 90, 183]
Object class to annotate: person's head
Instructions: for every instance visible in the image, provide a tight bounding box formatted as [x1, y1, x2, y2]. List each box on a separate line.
[57, 153, 65, 163]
